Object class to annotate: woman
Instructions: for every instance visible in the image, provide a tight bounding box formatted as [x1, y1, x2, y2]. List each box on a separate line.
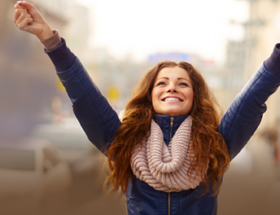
[14, 1, 280, 214]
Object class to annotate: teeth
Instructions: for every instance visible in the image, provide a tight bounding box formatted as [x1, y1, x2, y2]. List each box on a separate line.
[165, 97, 179, 101]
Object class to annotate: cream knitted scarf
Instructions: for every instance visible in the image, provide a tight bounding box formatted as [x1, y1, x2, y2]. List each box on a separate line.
[131, 116, 205, 192]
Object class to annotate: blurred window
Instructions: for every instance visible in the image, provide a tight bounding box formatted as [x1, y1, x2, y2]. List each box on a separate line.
[0, 148, 35, 171]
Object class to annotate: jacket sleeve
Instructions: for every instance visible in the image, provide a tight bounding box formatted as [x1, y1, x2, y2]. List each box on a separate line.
[219, 44, 280, 159]
[44, 38, 121, 153]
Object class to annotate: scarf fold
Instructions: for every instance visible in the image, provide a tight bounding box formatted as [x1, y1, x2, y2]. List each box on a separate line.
[131, 116, 205, 192]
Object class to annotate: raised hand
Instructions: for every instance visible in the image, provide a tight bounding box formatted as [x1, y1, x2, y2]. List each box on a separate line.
[14, 1, 54, 41]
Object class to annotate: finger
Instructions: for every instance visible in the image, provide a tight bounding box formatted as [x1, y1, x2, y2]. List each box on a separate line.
[17, 1, 36, 13]
[14, 2, 25, 10]
[14, 8, 28, 23]
[17, 16, 33, 31]
[17, 1, 44, 23]
[16, 13, 31, 27]
[14, 1, 27, 22]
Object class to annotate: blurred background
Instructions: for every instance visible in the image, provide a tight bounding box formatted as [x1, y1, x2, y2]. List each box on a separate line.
[1, 0, 280, 214]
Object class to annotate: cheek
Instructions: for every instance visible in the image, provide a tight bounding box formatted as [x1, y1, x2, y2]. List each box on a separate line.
[151, 89, 160, 101]
[185, 90, 194, 106]
[184, 89, 194, 99]
[190, 92, 194, 102]
[151, 89, 162, 111]
[151, 90, 157, 108]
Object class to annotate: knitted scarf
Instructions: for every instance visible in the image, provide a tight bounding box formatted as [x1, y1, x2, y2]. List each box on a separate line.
[131, 116, 205, 192]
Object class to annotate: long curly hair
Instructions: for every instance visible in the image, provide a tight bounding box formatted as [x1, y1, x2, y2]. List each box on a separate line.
[104, 61, 230, 195]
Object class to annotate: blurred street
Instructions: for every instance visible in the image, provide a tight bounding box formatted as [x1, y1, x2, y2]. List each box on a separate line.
[2, 135, 280, 215]
[218, 136, 280, 215]
[1, 151, 127, 215]
[39, 155, 127, 215]
[41, 136, 280, 215]
[50, 135, 280, 215]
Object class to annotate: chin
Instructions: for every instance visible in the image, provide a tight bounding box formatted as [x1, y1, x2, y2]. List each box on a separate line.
[156, 108, 190, 116]
[165, 109, 190, 116]
[164, 111, 183, 116]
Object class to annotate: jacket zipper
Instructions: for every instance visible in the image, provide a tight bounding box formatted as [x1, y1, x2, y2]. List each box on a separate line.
[168, 192, 171, 215]
[168, 117, 174, 215]
[170, 117, 174, 140]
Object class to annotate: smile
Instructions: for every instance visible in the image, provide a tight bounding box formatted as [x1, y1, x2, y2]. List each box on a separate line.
[162, 97, 183, 102]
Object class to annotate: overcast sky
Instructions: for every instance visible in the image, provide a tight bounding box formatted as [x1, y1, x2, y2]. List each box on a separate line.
[77, 0, 249, 63]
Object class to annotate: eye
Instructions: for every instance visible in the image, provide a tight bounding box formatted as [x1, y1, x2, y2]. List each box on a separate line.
[180, 82, 189, 87]
[156, 81, 166, 86]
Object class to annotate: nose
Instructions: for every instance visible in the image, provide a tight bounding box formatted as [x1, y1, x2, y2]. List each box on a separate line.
[167, 83, 177, 93]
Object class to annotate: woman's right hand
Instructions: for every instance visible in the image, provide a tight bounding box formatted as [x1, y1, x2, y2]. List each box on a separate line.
[14, 1, 54, 41]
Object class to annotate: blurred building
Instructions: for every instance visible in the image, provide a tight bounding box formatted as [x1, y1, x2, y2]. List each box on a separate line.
[240, 0, 280, 131]
[29, 0, 92, 60]
[64, 3, 91, 59]
[94, 48, 153, 112]
[223, 0, 280, 132]
[147, 52, 190, 63]
[0, 0, 91, 142]
[225, 40, 245, 92]
[220, 40, 246, 111]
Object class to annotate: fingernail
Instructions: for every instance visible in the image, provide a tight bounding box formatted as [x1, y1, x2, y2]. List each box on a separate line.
[17, 1, 22, 4]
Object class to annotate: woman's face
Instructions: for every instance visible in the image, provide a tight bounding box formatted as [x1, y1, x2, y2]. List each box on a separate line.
[151, 66, 194, 116]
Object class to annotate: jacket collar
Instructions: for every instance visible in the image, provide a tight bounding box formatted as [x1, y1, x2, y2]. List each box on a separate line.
[153, 114, 188, 145]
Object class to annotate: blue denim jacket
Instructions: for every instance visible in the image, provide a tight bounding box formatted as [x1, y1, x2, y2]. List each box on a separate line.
[45, 39, 280, 215]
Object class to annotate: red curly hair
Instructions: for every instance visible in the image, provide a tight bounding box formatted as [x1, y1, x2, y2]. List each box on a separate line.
[104, 61, 230, 195]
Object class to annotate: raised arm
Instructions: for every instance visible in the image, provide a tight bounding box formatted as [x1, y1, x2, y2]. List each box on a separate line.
[14, 1, 121, 153]
[50, 47, 121, 153]
[219, 44, 280, 159]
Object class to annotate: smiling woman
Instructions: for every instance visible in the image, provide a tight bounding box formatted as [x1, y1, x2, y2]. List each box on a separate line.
[14, 1, 280, 215]
[106, 60, 228, 200]
[152, 66, 194, 116]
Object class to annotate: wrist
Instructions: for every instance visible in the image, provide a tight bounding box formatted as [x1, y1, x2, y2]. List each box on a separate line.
[37, 24, 54, 42]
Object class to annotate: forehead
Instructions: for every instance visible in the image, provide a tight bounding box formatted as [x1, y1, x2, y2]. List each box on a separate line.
[156, 66, 190, 80]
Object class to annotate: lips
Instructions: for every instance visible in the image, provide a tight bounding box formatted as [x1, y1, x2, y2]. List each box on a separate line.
[162, 96, 183, 102]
